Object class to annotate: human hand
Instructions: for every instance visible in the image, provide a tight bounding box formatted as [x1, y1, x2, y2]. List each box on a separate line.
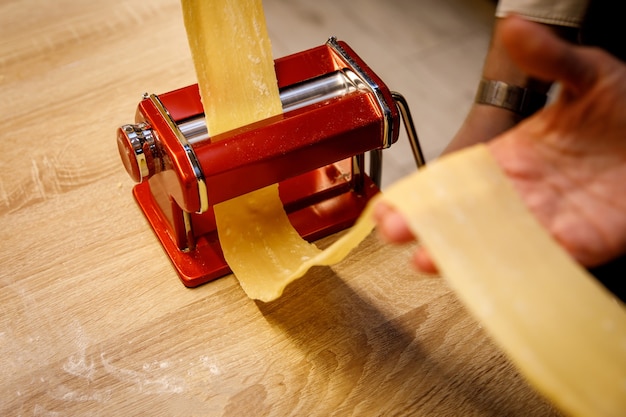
[376, 15, 626, 272]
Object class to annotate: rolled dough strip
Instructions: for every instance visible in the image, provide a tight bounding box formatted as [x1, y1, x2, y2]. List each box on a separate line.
[181, 0, 282, 136]
[378, 144, 626, 417]
[181, 0, 326, 301]
[215, 184, 375, 301]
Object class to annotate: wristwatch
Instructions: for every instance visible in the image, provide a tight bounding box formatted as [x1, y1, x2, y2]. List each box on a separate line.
[475, 79, 547, 116]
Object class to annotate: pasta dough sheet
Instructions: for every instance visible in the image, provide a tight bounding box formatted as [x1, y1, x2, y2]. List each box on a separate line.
[214, 184, 376, 302]
[181, 0, 282, 136]
[181, 0, 374, 301]
[380, 144, 626, 417]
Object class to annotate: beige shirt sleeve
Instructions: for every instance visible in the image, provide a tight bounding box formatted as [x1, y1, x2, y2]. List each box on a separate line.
[496, 0, 589, 27]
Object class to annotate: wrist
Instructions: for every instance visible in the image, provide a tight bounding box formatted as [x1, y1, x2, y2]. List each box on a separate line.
[443, 104, 520, 154]
[475, 79, 548, 117]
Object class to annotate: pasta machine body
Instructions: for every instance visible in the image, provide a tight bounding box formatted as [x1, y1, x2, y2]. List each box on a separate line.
[117, 38, 424, 287]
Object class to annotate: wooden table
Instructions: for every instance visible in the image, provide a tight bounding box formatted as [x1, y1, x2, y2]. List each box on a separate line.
[0, 0, 560, 415]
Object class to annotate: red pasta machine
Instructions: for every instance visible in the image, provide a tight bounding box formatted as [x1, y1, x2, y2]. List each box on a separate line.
[117, 38, 425, 287]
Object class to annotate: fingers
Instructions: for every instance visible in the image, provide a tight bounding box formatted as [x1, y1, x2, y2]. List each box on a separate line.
[500, 15, 598, 95]
[412, 247, 439, 275]
[373, 201, 440, 274]
[373, 201, 415, 243]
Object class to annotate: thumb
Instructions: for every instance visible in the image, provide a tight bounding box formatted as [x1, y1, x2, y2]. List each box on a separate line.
[500, 15, 598, 95]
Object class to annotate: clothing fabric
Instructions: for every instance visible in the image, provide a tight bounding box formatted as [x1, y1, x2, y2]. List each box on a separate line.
[496, 0, 589, 27]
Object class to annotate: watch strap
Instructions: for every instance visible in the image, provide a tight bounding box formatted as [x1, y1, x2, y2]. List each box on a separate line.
[475, 79, 547, 116]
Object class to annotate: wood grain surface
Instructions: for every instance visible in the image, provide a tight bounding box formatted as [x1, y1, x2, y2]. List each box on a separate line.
[0, 0, 561, 415]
